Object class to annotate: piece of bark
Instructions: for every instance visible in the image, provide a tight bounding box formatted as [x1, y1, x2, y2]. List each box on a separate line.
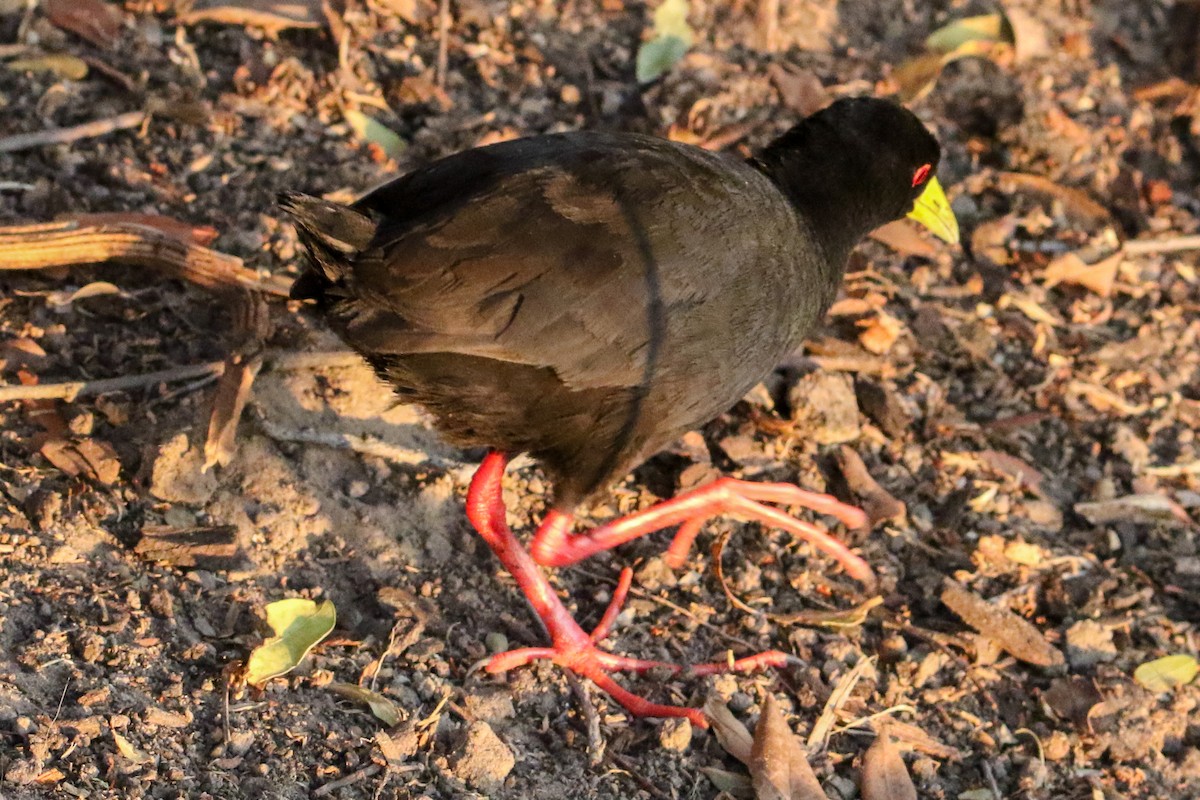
[134, 525, 241, 570]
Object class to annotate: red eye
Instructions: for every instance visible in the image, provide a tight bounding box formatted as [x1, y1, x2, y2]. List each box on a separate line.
[912, 163, 932, 187]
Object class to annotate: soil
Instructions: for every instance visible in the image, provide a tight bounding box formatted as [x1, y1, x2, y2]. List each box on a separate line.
[2, 0, 1200, 798]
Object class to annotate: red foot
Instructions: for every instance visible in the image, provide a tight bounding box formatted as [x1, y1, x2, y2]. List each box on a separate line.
[528, 474, 875, 589]
[466, 452, 791, 728]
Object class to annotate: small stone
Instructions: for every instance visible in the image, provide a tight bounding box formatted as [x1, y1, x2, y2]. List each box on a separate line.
[347, 480, 370, 499]
[559, 84, 581, 105]
[789, 372, 860, 444]
[485, 632, 508, 654]
[13, 716, 37, 736]
[449, 722, 515, 792]
[1064, 620, 1117, 669]
[658, 717, 692, 751]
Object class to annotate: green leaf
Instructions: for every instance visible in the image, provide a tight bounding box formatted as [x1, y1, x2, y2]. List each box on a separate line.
[1134, 654, 1199, 693]
[636, 0, 693, 84]
[636, 35, 690, 83]
[924, 13, 1010, 53]
[246, 598, 337, 686]
[651, 0, 693, 40]
[343, 109, 406, 159]
[328, 683, 402, 727]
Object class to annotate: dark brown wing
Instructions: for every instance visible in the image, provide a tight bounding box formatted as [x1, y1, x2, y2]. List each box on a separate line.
[342, 132, 813, 391]
[303, 131, 828, 503]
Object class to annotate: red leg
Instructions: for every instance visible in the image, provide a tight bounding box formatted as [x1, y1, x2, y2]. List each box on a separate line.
[529, 477, 875, 588]
[466, 452, 790, 728]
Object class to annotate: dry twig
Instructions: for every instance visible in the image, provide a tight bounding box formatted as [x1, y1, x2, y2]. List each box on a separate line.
[0, 351, 363, 403]
[0, 111, 147, 153]
[0, 220, 291, 295]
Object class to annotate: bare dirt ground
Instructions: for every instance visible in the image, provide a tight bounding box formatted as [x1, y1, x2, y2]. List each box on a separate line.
[2, 0, 1200, 798]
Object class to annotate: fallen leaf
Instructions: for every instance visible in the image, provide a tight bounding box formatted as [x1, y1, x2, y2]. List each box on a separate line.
[995, 171, 1113, 227]
[860, 734, 916, 800]
[773, 596, 883, 629]
[343, 109, 406, 160]
[328, 683, 402, 726]
[925, 14, 1008, 53]
[636, 0, 693, 83]
[1042, 251, 1122, 297]
[893, 12, 1014, 100]
[40, 437, 121, 485]
[112, 730, 151, 764]
[1042, 676, 1102, 727]
[871, 719, 962, 760]
[978, 449, 1047, 496]
[705, 696, 753, 765]
[1133, 655, 1199, 693]
[868, 220, 938, 259]
[46, 0, 123, 48]
[203, 352, 262, 471]
[7, 53, 89, 80]
[47, 281, 124, 307]
[701, 767, 754, 798]
[767, 64, 830, 117]
[941, 579, 1064, 668]
[1002, 5, 1051, 63]
[857, 312, 904, 356]
[751, 695, 824, 800]
[245, 598, 337, 686]
[178, 0, 324, 33]
[1065, 380, 1147, 416]
[835, 446, 905, 525]
[1074, 494, 1193, 526]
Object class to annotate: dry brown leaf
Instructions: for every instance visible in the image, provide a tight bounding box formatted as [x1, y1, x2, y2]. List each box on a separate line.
[941, 579, 1064, 667]
[1042, 676, 1102, 729]
[860, 734, 916, 800]
[870, 719, 962, 760]
[996, 172, 1113, 227]
[705, 696, 753, 765]
[203, 352, 262, 471]
[891, 52, 947, 101]
[1002, 4, 1051, 63]
[767, 64, 830, 117]
[969, 214, 1019, 267]
[46, 0, 123, 48]
[701, 767, 755, 798]
[1065, 380, 1147, 416]
[868, 219, 938, 259]
[857, 312, 904, 356]
[179, 0, 324, 32]
[1074, 494, 1193, 527]
[978, 449, 1047, 496]
[835, 446, 905, 525]
[1042, 250, 1122, 297]
[40, 437, 121, 485]
[751, 695, 824, 800]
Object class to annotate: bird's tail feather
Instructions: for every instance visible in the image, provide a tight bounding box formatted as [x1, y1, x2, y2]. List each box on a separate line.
[278, 191, 377, 301]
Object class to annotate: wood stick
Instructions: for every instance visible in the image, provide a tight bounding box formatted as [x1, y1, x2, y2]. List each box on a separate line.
[0, 111, 147, 153]
[0, 220, 292, 296]
[1124, 234, 1200, 256]
[0, 351, 363, 403]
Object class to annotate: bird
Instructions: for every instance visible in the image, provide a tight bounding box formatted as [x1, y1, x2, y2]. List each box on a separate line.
[281, 96, 959, 727]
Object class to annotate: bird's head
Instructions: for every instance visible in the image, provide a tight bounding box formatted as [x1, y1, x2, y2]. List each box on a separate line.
[754, 97, 959, 256]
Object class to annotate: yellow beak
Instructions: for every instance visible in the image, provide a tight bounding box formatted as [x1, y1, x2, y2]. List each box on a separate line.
[906, 176, 960, 244]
